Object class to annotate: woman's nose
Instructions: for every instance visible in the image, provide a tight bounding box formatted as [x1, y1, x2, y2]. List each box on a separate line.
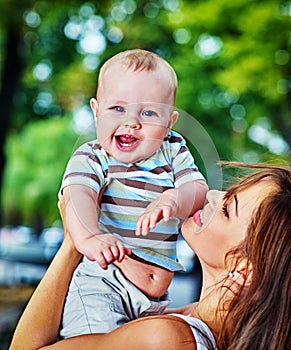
[206, 190, 226, 206]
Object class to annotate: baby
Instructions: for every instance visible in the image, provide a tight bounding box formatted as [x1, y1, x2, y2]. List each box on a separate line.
[59, 49, 208, 337]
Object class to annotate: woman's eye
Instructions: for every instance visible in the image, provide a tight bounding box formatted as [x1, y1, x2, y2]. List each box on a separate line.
[142, 110, 157, 117]
[222, 204, 229, 218]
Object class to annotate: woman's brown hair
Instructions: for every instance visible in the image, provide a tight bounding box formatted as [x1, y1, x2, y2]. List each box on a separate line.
[217, 163, 291, 350]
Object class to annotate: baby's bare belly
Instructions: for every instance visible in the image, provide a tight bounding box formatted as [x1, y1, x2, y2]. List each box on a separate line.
[114, 255, 174, 299]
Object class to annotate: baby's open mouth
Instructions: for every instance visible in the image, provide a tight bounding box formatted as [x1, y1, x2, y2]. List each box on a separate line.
[115, 134, 139, 148]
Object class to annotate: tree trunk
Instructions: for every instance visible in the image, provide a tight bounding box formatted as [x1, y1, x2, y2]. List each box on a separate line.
[0, 24, 24, 225]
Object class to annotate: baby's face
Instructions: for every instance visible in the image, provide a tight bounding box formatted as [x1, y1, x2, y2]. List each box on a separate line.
[91, 64, 178, 164]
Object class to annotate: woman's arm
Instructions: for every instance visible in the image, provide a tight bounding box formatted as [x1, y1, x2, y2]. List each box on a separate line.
[10, 236, 82, 350]
[37, 315, 195, 350]
[10, 236, 195, 350]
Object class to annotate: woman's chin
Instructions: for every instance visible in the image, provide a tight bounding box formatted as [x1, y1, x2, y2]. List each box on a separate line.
[181, 214, 203, 237]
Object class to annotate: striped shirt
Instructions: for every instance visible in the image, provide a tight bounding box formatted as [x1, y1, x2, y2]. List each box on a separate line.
[60, 130, 205, 271]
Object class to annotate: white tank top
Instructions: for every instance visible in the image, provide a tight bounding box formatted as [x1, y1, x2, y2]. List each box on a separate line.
[170, 314, 217, 349]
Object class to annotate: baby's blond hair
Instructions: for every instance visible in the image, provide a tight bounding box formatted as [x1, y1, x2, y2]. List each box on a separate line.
[96, 49, 178, 103]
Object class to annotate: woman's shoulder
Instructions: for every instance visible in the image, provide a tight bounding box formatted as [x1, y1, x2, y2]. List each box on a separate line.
[113, 314, 196, 350]
[130, 314, 216, 349]
[170, 314, 217, 349]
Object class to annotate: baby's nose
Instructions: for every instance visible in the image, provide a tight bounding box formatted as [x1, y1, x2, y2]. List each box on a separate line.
[124, 117, 141, 129]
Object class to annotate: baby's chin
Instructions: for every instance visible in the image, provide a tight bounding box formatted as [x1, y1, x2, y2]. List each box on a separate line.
[107, 151, 145, 164]
[109, 148, 158, 164]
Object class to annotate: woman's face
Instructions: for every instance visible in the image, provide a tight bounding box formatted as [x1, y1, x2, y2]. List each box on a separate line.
[181, 182, 272, 271]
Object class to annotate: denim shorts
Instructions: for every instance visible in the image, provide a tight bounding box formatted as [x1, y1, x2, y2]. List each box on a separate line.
[60, 257, 172, 338]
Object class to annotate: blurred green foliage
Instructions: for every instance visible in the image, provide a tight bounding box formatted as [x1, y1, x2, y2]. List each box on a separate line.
[3, 117, 76, 226]
[0, 0, 290, 229]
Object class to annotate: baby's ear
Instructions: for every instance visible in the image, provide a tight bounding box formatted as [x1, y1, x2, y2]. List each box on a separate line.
[90, 98, 99, 117]
[169, 110, 179, 128]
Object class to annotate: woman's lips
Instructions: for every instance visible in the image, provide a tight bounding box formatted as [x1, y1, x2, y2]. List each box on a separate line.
[193, 209, 203, 227]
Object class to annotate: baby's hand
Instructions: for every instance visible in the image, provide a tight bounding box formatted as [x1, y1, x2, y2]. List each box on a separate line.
[81, 234, 132, 269]
[136, 190, 178, 236]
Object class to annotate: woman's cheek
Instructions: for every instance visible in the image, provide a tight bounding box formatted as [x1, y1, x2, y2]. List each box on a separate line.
[181, 217, 195, 234]
[181, 218, 201, 249]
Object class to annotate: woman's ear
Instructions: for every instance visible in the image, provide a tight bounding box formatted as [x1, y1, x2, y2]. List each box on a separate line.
[229, 265, 253, 287]
[90, 98, 98, 118]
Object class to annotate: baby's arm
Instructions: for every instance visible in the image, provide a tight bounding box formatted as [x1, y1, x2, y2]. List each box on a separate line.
[136, 180, 208, 236]
[61, 184, 131, 269]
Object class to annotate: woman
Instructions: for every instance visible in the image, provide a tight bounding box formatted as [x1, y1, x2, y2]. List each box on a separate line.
[10, 163, 291, 350]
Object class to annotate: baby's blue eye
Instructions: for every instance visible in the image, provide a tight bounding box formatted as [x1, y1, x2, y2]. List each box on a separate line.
[142, 110, 157, 117]
[111, 106, 125, 112]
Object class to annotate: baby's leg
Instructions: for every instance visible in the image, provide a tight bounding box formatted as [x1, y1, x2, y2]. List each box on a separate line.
[60, 257, 172, 338]
[59, 259, 130, 338]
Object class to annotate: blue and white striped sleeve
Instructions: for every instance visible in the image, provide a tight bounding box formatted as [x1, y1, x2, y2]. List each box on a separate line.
[60, 142, 106, 194]
[169, 132, 206, 187]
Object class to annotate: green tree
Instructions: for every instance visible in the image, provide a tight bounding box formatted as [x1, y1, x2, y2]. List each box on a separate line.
[1, 0, 290, 227]
[2, 116, 83, 229]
